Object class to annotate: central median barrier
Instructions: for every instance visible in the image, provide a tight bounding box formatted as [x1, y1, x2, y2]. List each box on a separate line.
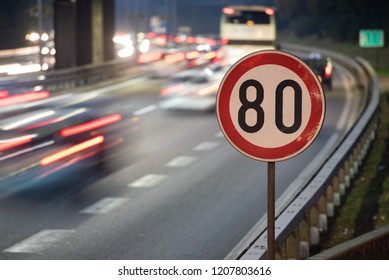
[0, 48, 222, 93]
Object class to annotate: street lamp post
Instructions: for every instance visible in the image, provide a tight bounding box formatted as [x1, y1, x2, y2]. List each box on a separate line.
[37, 0, 43, 68]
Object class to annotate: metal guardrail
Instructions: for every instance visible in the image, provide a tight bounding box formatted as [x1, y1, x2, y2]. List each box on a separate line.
[0, 55, 141, 91]
[234, 47, 380, 259]
[309, 224, 389, 259]
[0, 49, 199, 92]
[0, 46, 39, 58]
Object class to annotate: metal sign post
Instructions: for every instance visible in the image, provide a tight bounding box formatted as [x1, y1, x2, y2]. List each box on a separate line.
[216, 50, 325, 260]
[267, 162, 275, 259]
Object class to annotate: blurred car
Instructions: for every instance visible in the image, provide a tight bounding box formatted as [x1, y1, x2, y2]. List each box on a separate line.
[159, 65, 228, 111]
[159, 68, 217, 111]
[0, 91, 138, 192]
[303, 52, 333, 90]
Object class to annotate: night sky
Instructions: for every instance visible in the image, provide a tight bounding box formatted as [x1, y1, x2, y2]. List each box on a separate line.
[115, 0, 275, 35]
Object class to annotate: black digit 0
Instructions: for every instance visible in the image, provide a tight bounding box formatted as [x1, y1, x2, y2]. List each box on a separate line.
[275, 79, 302, 134]
[238, 79, 265, 133]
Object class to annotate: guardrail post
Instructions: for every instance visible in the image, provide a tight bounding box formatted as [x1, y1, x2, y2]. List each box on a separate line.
[326, 184, 334, 217]
[332, 176, 341, 206]
[299, 215, 310, 259]
[351, 148, 359, 177]
[337, 169, 346, 197]
[309, 205, 320, 246]
[275, 247, 284, 260]
[318, 195, 328, 232]
[358, 134, 367, 165]
[343, 160, 351, 189]
[286, 229, 299, 259]
[360, 129, 371, 163]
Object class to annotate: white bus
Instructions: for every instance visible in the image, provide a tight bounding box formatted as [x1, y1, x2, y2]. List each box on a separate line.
[220, 5, 276, 46]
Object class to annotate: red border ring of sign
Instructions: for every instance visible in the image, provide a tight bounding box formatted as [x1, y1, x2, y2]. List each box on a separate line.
[216, 50, 325, 162]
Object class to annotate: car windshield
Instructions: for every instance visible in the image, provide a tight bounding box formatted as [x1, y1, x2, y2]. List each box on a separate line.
[225, 11, 270, 24]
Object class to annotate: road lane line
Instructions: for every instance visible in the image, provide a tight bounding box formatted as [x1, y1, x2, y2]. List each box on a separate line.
[3, 229, 75, 253]
[80, 197, 129, 214]
[214, 132, 224, 138]
[133, 105, 157, 116]
[166, 156, 197, 167]
[91, 77, 148, 95]
[128, 174, 168, 188]
[193, 141, 220, 151]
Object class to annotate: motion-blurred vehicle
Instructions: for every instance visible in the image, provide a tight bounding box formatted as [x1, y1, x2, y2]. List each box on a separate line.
[220, 5, 276, 46]
[0, 91, 137, 191]
[303, 52, 333, 90]
[159, 64, 229, 111]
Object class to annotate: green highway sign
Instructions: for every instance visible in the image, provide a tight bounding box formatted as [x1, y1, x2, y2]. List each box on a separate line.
[359, 29, 385, 48]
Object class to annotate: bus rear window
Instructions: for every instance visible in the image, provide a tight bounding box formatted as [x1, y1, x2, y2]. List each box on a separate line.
[224, 11, 270, 24]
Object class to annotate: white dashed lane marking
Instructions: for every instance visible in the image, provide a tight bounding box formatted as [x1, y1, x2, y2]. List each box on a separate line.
[214, 131, 224, 138]
[80, 197, 129, 214]
[193, 141, 220, 151]
[166, 156, 197, 167]
[3, 229, 75, 253]
[128, 174, 168, 188]
[133, 105, 157, 116]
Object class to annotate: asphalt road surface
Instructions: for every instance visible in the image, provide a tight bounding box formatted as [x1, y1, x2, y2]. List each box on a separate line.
[0, 56, 361, 259]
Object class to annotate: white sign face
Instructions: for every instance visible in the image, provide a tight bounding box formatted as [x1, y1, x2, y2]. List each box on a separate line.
[216, 50, 325, 162]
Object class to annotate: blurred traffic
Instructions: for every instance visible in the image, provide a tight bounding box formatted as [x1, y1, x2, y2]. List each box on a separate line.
[0, 1, 371, 261]
[0, 88, 138, 191]
[303, 52, 333, 90]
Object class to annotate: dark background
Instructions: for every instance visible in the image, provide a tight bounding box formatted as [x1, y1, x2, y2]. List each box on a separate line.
[0, 0, 387, 50]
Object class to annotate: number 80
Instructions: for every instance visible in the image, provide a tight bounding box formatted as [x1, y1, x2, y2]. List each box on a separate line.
[238, 79, 303, 134]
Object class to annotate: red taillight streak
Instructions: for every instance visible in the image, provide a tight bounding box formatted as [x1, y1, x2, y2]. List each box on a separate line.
[174, 36, 184, 43]
[164, 52, 186, 64]
[160, 84, 185, 96]
[223, 7, 235, 14]
[0, 136, 32, 152]
[186, 36, 195, 44]
[60, 114, 122, 137]
[216, 49, 224, 59]
[21, 117, 62, 131]
[265, 8, 274, 15]
[40, 135, 104, 166]
[0, 91, 50, 107]
[204, 51, 217, 60]
[198, 85, 218, 96]
[220, 38, 229, 45]
[146, 32, 156, 39]
[38, 137, 123, 179]
[137, 52, 163, 64]
[325, 66, 332, 78]
[207, 39, 217, 46]
[0, 90, 9, 99]
[186, 51, 200, 60]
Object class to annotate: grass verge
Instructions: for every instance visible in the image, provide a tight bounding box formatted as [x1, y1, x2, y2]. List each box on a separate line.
[320, 85, 389, 249]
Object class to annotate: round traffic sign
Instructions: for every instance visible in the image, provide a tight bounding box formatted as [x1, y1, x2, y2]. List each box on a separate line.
[216, 50, 325, 162]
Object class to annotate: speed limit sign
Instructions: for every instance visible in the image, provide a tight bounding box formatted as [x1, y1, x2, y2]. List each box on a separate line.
[216, 50, 325, 162]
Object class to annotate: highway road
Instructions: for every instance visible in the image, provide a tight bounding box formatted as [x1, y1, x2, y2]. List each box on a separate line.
[0, 53, 362, 259]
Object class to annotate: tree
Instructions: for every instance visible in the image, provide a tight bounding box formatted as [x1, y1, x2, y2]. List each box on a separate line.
[274, 0, 389, 43]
